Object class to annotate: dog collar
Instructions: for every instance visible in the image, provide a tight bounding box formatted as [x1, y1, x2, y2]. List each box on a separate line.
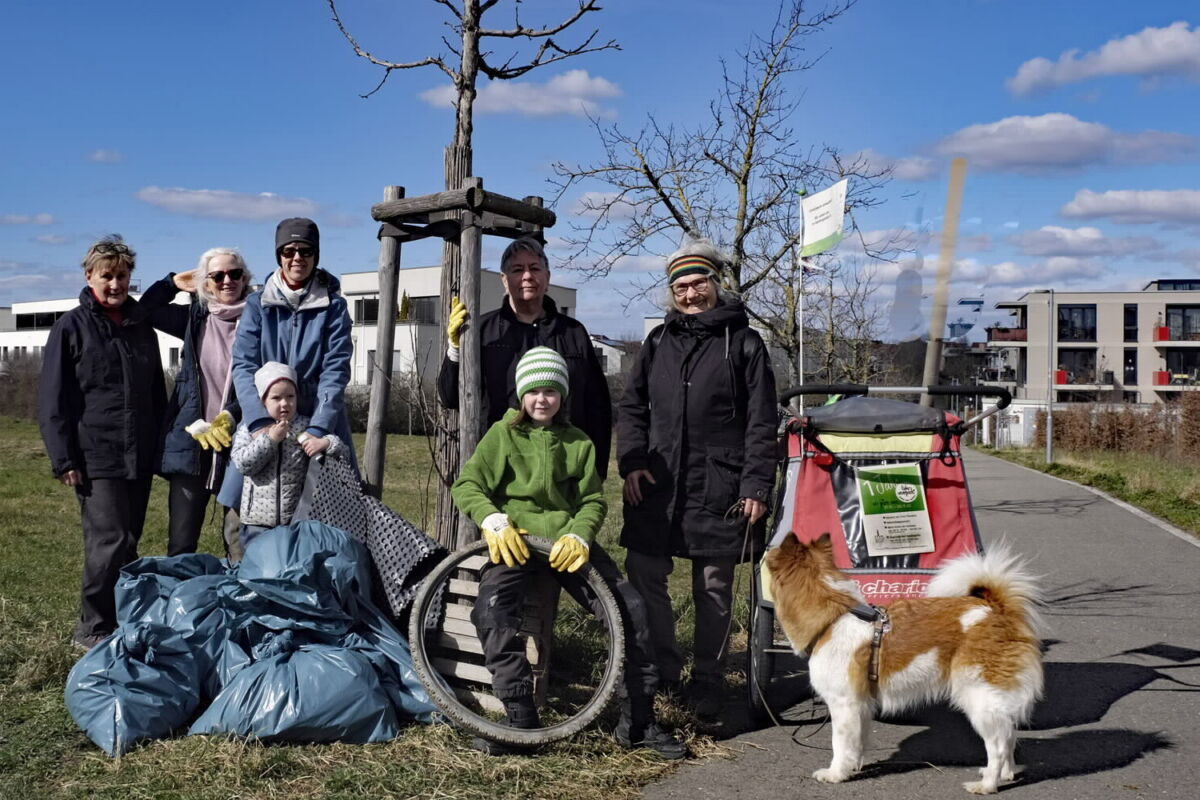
[849, 604, 892, 686]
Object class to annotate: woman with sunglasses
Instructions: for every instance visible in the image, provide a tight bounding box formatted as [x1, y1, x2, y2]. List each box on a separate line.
[226, 218, 356, 500]
[137, 248, 255, 560]
[616, 236, 778, 720]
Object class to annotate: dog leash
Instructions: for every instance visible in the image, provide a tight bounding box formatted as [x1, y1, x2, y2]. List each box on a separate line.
[848, 603, 892, 687]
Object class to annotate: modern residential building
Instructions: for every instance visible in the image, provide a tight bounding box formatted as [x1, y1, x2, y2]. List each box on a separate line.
[985, 278, 1200, 406]
[0, 267, 580, 389]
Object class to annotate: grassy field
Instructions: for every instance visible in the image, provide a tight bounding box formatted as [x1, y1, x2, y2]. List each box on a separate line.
[979, 445, 1200, 537]
[0, 417, 753, 800]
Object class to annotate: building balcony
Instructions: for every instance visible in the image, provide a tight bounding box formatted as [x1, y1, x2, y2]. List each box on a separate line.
[1153, 326, 1200, 343]
[1055, 369, 1115, 387]
[986, 326, 1027, 343]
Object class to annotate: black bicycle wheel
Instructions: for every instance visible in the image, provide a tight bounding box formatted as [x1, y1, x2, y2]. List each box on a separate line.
[747, 561, 777, 724]
[408, 536, 625, 747]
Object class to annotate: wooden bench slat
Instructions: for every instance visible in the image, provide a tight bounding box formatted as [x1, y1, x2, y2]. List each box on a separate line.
[433, 657, 493, 684]
[436, 630, 486, 655]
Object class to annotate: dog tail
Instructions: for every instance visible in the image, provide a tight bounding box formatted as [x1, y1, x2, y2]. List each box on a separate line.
[925, 542, 1046, 637]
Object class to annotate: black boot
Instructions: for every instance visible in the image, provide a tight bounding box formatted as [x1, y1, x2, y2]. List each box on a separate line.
[471, 696, 542, 756]
[614, 695, 688, 760]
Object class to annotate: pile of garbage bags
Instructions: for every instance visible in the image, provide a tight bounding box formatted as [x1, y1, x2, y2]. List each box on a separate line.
[66, 521, 438, 756]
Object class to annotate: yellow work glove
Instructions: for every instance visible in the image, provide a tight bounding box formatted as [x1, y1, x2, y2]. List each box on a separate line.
[481, 513, 530, 567]
[202, 410, 234, 451]
[549, 534, 590, 573]
[447, 296, 468, 349]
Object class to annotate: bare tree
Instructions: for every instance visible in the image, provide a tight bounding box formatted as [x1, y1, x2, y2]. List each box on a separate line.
[328, 0, 617, 546]
[551, 0, 905, 382]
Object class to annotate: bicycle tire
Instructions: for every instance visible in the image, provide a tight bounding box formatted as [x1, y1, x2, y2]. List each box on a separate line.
[408, 536, 625, 747]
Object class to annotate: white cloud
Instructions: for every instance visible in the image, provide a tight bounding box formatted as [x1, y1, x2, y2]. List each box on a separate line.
[88, 148, 123, 163]
[609, 254, 662, 275]
[420, 69, 621, 118]
[1060, 189, 1200, 225]
[1007, 21, 1200, 96]
[852, 148, 938, 181]
[569, 191, 637, 220]
[1, 213, 55, 225]
[935, 113, 1195, 174]
[34, 233, 72, 245]
[136, 186, 320, 222]
[1002, 221, 1020, 229]
[1010, 225, 1161, 257]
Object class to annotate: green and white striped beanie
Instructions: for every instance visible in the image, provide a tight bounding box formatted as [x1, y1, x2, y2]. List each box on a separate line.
[515, 346, 570, 399]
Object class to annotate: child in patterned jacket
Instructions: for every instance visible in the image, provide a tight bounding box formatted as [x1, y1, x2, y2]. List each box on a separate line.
[231, 361, 345, 548]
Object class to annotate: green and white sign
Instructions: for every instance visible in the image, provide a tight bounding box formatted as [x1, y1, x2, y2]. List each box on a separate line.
[800, 178, 848, 257]
[856, 462, 935, 557]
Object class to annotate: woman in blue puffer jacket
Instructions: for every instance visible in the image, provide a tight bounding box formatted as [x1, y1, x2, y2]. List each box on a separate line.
[219, 218, 357, 513]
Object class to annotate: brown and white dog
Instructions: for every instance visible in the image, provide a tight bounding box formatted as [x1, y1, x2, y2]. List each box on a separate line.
[766, 533, 1044, 795]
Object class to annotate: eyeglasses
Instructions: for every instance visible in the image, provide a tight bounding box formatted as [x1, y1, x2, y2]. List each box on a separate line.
[280, 246, 314, 259]
[208, 268, 245, 284]
[671, 277, 711, 298]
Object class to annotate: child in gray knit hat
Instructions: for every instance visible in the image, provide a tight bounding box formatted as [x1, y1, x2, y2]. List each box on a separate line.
[230, 361, 345, 548]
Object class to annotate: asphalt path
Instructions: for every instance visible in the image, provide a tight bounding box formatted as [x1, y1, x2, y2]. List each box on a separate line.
[645, 449, 1200, 800]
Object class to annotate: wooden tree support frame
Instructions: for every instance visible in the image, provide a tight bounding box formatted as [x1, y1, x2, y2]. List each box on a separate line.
[361, 178, 556, 553]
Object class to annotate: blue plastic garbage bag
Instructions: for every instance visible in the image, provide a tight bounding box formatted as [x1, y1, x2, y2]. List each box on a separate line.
[235, 522, 375, 619]
[65, 622, 202, 756]
[116, 553, 226, 626]
[162, 574, 252, 700]
[341, 629, 435, 722]
[189, 630, 401, 744]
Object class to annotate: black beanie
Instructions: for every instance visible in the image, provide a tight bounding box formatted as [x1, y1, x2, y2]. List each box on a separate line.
[275, 218, 320, 264]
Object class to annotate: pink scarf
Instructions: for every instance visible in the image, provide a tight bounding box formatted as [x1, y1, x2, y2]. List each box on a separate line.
[198, 299, 246, 420]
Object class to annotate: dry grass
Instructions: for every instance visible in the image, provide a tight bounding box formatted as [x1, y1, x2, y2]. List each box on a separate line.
[0, 417, 759, 800]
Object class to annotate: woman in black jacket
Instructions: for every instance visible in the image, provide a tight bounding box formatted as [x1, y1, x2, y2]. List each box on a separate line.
[137, 248, 253, 559]
[617, 238, 778, 719]
[38, 235, 166, 649]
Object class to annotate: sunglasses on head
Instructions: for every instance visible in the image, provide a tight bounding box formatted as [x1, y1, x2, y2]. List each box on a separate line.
[280, 246, 314, 259]
[208, 268, 245, 284]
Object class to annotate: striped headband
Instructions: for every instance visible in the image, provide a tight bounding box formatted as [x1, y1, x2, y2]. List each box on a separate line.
[515, 346, 570, 399]
[667, 254, 717, 284]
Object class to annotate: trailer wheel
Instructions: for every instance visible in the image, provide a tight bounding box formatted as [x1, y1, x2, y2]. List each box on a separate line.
[747, 562, 777, 725]
[408, 536, 625, 748]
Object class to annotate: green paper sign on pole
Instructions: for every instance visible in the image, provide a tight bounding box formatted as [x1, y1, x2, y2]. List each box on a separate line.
[800, 178, 848, 257]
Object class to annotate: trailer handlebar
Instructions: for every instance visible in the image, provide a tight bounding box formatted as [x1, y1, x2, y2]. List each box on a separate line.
[778, 384, 1012, 430]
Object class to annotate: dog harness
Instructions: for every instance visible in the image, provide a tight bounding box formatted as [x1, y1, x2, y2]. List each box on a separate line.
[849, 604, 892, 686]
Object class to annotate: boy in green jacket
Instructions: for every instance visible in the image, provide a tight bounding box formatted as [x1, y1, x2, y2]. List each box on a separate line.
[452, 347, 687, 759]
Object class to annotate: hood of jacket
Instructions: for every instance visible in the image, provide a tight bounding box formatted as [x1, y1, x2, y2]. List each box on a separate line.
[261, 268, 340, 311]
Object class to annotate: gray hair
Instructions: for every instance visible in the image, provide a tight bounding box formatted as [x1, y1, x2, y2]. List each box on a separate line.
[82, 234, 136, 274]
[500, 236, 549, 271]
[195, 247, 253, 307]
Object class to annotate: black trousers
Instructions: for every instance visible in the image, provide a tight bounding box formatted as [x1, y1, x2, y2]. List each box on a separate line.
[472, 543, 659, 717]
[75, 475, 153, 637]
[167, 471, 242, 561]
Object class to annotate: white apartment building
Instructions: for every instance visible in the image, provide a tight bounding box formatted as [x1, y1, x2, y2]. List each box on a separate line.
[0, 267, 579, 388]
[985, 278, 1200, 405]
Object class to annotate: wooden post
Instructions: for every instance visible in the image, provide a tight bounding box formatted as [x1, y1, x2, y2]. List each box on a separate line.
[456, 177, 485, 549]
[363, 185, 404, 499]
[921, 158, 968, 407]
[435, 144, 471, 549]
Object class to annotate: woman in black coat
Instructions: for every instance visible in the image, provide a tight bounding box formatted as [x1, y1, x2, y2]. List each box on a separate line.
[137, 248, 253, 559]
[617, 238, 778, 719]
[38, 235, 166, 649]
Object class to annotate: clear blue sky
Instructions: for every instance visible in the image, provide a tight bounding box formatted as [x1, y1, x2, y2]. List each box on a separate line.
[2, 0, 1197, 339]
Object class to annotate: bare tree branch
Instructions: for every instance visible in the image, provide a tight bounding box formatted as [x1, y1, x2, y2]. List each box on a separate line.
[328, 0, 457, 89]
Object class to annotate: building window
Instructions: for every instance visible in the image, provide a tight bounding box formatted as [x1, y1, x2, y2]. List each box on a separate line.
[594, 346, 607, 372]
[1057, 305, 1096, 342]
[169, 348, 180, 368]
[1165, 305, 1200, 341]
[1057, 348, 1097, 383]
[354, 297, 379, 325]
[409, 296, 438, 324]
[1157, 279, 1200, 291]
[1123, 348, 1136, 385]
[1124, 304, 1137, 342]
[1165, 349, 1200, 379]
[1122, 391, 1139, 403]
